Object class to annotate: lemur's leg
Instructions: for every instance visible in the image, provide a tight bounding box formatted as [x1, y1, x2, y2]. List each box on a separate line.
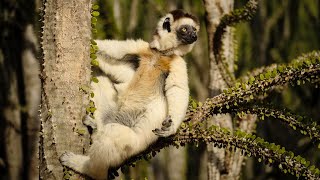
[84, 76, 117, 131]
[60, 123, 144, 180]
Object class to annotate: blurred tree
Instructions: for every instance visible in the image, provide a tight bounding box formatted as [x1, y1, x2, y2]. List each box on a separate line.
[0, 0, 40, 179]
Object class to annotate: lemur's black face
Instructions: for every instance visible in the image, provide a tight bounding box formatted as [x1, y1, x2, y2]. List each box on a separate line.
[176, 25, 197, 44]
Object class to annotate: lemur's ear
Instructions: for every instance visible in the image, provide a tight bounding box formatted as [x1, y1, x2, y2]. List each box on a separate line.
[162, 17, 171, 32]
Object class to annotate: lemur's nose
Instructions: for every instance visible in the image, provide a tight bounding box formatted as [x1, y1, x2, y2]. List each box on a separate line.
[191, 32, 197, 41]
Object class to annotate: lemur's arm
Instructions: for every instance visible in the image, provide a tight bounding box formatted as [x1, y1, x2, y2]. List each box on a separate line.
[95, 39, 148, 84]
[153, 56, 189, 137]
[96, 39, 149, 60]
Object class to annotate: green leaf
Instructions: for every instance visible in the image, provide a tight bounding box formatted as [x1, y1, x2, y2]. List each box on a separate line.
[90, 53, 97, 59]
[92, 44, 98, 51]
[235, 82, 241, 88]
[92, 4, 99, 10]
[91, 11, 100, 17]
[91, 17, 97, 23]
[92, 29, 98, 34]
[91, 39, 97, 45]
[279, 164, 283, 169]
[297, 80, 301, 85]
[249, 76, 255, 84]
[63, 174, 71, 180]
[241, 83, 246, 90]
[90, 46, 96, 54]
[90, 107, 97, 113]
[91, 59, 99, 66]
[91, 77, 99, 83]
[259, 74, 265, 80]
[191, 101, 197, 108]
[271, 69, 277, 77]
[265, 71, 271, 79]
[89, 100, 94, 106]
[278, 66, 284, 72]
[76, 128, 86, 135]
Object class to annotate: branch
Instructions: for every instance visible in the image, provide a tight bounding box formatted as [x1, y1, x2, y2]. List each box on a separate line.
[109, 124, 320, 179]
[177, 124, 320, 179]
[188, 51, 320, 123]
[234, 104, 320, 142]
[213, 0, 259, 87]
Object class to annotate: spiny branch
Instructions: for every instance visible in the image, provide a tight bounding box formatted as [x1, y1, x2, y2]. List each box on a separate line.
[188, 51, 320, 123]
[213, 0, 259, 87]
[177, 124, 320, 179]
[235, 104, 320, 142]
[109, 123, 320, 179]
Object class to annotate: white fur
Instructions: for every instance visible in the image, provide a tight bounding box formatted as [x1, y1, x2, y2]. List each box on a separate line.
[96, 39, 149, 59]
[165, 56, 189, 131]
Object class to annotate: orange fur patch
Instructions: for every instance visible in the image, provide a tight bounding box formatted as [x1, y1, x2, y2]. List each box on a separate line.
[118, 49, 174, 107]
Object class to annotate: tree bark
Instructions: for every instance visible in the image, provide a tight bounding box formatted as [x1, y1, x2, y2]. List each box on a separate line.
[40, 0, 91, 179]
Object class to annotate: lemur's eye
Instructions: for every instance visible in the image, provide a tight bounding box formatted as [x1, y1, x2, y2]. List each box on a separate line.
[192, 27, 196, 32]
[182, 28, 187, 32]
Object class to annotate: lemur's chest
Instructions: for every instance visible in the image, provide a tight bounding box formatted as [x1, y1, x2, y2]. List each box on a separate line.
[142, 54, 171, 73]
[125, 53, 172, 95]
[139, 54, 171, 82]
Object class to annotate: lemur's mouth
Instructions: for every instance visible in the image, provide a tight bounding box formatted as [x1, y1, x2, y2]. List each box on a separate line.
[181, 35, 197, 44]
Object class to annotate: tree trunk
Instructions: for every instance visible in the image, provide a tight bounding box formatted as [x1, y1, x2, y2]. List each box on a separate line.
[203, 0, 258, 179]
[204, 0, 243, 179]
[203, 0, 234, 179]
[40, 0, 91, 179]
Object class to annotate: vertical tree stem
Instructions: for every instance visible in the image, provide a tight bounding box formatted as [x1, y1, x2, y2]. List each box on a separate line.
[40, 0, 91, 178]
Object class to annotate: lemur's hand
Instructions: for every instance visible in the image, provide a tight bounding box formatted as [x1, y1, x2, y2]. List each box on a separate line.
[152, 115, 176, 137]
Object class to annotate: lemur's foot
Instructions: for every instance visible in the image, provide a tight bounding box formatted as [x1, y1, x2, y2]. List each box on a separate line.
[152, 116, 176, 137]
[60, 152, 83, 170]
[83, 115, 97, 129]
